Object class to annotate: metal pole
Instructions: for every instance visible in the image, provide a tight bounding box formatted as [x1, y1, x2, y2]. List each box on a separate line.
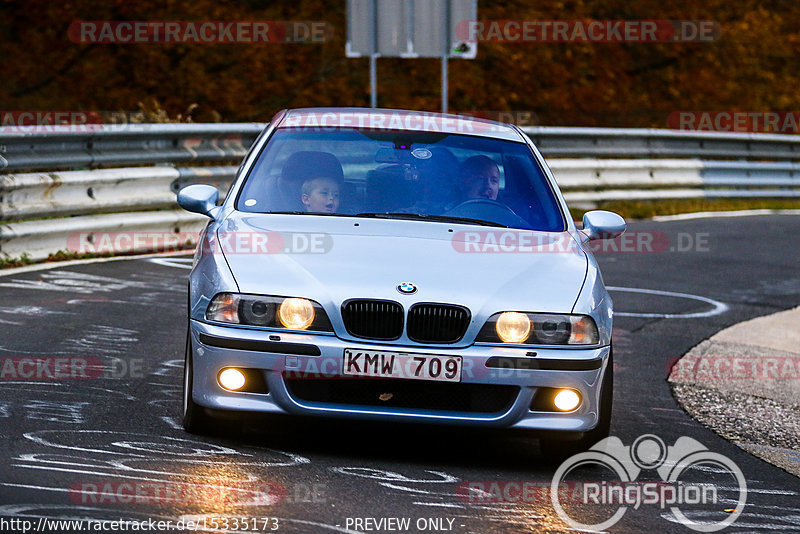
[370, 55, 377, 108]
[441, 0, 449, 113]
[441, 57, 448, 114]
[370, 0, 378, 108]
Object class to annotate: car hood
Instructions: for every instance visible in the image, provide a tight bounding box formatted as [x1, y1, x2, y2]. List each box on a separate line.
[218, 213, 588, 318]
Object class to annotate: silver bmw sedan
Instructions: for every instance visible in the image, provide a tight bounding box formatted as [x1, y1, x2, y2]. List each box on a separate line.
[177, 108, 625, 455]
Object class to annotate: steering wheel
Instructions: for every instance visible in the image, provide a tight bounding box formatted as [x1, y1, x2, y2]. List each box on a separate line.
[444, 198, 531, 228]
[448, 198, 518, 215]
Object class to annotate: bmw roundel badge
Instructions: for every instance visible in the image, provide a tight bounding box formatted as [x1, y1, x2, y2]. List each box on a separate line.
[397, 282, 417, 295]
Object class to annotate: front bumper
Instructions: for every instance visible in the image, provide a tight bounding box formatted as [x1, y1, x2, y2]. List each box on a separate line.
[189, 320, 611, 433]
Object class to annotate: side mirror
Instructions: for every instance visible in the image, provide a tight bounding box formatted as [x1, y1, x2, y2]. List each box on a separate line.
[177, 184, 220, 219]
[582, 210, 626, 241]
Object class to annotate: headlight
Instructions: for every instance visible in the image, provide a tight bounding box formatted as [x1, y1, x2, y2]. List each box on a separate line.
[278, 298, 315, 329]
[206, 293, 332, 332]
[477, 313, 599, 345]
[495, 312, 531, 343]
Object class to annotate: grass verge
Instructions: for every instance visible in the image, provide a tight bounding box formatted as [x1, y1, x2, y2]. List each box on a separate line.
[0, 248, 194, 270]
[569, 198, 800, 220]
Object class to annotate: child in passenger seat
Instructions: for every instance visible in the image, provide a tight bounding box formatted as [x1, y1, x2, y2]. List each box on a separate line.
[301, 176, 341, 213]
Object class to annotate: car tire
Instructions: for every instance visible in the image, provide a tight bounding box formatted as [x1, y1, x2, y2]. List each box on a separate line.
[539, 348, 614, 460]
[182, 329, 214, 434]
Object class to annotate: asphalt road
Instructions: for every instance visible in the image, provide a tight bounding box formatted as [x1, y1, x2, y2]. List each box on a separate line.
[0, 215, 799, 533]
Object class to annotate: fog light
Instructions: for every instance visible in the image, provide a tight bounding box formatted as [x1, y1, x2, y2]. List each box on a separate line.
[553, 389, 581, 411]
[218, 368, 246, 391]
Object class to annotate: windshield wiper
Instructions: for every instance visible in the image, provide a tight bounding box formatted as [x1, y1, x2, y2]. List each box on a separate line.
[267, 211, 353, 217]
[262, 211, 508, 228]
[355, 212, 508, 228]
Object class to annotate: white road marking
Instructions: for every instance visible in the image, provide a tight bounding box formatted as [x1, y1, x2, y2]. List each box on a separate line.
[151, 359, 184, 377]
[25, 401, 89, 424]
[331, 467, 458, 483]
[160, 416, 183, 430]
[0, 346, 74, 356]
[0, 251, 192, 278]
[378, 482, 463, 498]
[0, 306, 70, 316]
[653, 209, 800, 222]
[24, 430, 244, 457]
[0, 382, 137, 400]
[662, 510, 799, 531]
[0, 271, 149, 294]
[0, 482, 278, 506]
[608, 286, 729, 318]
[14, 452, 295, 480]
[62, 325, 139, 355]
[149, 257, 193, 269]
[412, 502, 465, 508]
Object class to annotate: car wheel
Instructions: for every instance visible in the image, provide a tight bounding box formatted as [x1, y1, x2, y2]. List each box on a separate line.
[539, 348, 614, 460]
[182, 329, 214, 434]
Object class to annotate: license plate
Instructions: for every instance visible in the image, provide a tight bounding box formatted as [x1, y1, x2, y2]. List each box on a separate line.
[343, 349, 462, 382]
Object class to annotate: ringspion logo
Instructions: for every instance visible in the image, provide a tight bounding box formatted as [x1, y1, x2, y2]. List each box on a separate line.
[551, 434, 746, 531]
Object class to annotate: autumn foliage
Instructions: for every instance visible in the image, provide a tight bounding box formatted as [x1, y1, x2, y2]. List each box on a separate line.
[1, 0, 798, 128]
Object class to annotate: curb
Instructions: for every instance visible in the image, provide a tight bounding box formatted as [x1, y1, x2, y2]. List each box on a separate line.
[669, 306, 800, 477]
[0, 250, 192, 277]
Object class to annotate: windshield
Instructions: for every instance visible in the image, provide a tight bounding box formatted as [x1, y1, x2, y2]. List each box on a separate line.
[235, 128, 565, 231]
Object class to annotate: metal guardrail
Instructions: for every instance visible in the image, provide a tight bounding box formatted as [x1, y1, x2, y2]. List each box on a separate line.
[522, 126, 800, 160]
[549, 159, 800, 202]
[0, 123, 264, 172]
[3, 124, 800, 173]
[0, 210, 208, 262]
[0, 166, 235, 221]
[1, 124, 799, 261]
